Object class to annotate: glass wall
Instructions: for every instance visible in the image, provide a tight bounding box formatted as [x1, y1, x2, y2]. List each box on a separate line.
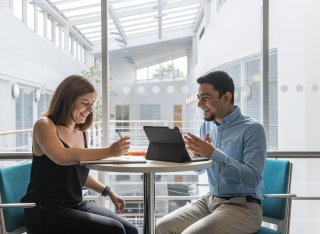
[269, 0, 320, 232]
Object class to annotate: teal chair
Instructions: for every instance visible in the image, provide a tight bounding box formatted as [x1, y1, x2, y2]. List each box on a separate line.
[256, 159, 296, 234]
[0, 162, 35, 234]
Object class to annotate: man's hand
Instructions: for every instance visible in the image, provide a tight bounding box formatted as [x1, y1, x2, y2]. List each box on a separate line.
[184, 133, 216, 158]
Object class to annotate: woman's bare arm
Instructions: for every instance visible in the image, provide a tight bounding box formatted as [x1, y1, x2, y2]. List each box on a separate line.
[33, 117, 130, 165]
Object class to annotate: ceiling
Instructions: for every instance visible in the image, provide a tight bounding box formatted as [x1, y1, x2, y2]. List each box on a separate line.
[45, 0, 203, 53]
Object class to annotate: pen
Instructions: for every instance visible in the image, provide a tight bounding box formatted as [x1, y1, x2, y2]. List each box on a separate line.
[115, 129, 123, 139]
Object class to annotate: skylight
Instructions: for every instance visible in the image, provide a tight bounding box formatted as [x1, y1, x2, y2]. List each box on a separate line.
[46, 0, 203, 47]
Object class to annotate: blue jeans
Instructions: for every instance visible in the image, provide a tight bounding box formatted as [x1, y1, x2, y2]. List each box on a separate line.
[24, 200, 138, 234]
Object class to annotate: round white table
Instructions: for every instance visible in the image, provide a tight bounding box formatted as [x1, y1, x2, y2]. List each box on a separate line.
[85, 160, 212, 234]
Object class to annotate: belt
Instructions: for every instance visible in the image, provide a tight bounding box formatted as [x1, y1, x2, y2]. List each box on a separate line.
[215, 196, 261, 205]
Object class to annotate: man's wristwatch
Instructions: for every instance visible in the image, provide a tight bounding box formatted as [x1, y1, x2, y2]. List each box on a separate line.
[101, 185, 111, 197]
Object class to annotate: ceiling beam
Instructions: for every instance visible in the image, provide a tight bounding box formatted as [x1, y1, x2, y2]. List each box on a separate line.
[192, 1, 204, 33]
[107, 0, 127, 44]
[155, 0, 164, 39]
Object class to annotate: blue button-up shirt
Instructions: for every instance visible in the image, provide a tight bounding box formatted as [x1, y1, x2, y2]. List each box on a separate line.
[199, 105, 266, 200]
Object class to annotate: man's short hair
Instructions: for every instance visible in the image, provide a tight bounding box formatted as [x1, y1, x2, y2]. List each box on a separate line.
[197, 70, 235, 104]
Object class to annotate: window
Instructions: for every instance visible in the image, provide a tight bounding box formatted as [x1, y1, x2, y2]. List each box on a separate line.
[13, 0, 22, 20]
[27, 1, 35, 30]
[37, 92, 51, 118]
[148, 64, 160, 80]
[136, 56, 188, 81]
[37, 7, 44, 37]
[15, 86, 34, 151]
[136, 68, 148, 80]
[115, 105, 129, 132]
[173, 56, 187, 77]
[140, 105, 160, 120]
[268, 53, 278, 150]
[160, 60, 173, 79]
[243, 58, 261, 122]
[47, 17, 53, 41]
[219, 52, 278, 150]
[224, 64, 241, 106]
[55, 23, 60, 47]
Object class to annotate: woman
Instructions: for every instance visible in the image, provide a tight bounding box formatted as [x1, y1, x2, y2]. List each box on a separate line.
[22, 75, 138, 234]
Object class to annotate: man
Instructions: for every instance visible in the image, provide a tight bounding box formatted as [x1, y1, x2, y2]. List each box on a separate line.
[156, 71, 266, 234]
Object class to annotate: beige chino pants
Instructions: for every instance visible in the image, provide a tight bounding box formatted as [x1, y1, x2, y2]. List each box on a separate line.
[156, 193, 262, 234]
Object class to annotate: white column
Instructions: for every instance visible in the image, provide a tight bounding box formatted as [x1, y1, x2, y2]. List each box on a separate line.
[64, 26, 70, 53]
[52, 20, 56, 44]
[43, 11, 47, 38]
[33, 3, 38, 33]
[22, 0, 27, 25]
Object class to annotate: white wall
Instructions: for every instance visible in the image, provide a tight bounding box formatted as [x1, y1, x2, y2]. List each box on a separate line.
[0, 9, 87, 133]
[193, 0, 261, 78]
[0, 9, 87, 89]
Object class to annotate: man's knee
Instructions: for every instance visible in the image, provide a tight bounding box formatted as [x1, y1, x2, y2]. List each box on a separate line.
[156, 217, 174, 234]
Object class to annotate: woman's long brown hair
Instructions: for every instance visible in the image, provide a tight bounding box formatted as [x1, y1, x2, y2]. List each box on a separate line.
[44, 75, 96, 131]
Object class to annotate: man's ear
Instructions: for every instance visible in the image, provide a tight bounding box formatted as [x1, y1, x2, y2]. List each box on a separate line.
[223, 92, 233, 103]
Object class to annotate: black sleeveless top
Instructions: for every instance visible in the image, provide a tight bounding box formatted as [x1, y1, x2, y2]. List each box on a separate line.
[21, 133, 89, 204]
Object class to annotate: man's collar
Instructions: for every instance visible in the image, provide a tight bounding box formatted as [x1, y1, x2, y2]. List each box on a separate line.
[214, 105, 241, 126]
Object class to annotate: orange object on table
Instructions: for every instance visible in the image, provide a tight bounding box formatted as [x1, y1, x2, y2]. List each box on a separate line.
[126, 150, 147, 156]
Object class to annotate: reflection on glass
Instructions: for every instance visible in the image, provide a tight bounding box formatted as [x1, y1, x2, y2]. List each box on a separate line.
[47, 17, 53, 41]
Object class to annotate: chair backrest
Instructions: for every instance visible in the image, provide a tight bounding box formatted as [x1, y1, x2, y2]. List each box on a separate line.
[262, 159, 293, 234]
[0, 162, 32, 233]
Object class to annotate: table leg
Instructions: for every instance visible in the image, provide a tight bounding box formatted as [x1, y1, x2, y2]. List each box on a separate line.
[143, 172, 155, 234]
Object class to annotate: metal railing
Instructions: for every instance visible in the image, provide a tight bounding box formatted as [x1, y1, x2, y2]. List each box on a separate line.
[0, 120, 199, 151]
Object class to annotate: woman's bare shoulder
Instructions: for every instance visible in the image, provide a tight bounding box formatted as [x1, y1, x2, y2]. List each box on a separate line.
[34, 117, 56, 129]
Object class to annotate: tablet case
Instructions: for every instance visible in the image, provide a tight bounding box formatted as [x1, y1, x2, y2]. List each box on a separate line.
[143, 126, 191, 163]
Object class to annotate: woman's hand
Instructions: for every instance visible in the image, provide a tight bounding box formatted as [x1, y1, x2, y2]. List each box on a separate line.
[109, 191, 125, 213]
[109, 136, 130, 156]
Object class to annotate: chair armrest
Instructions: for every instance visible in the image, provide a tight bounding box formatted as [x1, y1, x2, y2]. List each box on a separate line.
[264, 194, 297, 198]
[0, 203, 36, 208]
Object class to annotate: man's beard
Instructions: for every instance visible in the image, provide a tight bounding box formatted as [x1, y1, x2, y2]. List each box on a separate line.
[204, 114, 215, 122]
